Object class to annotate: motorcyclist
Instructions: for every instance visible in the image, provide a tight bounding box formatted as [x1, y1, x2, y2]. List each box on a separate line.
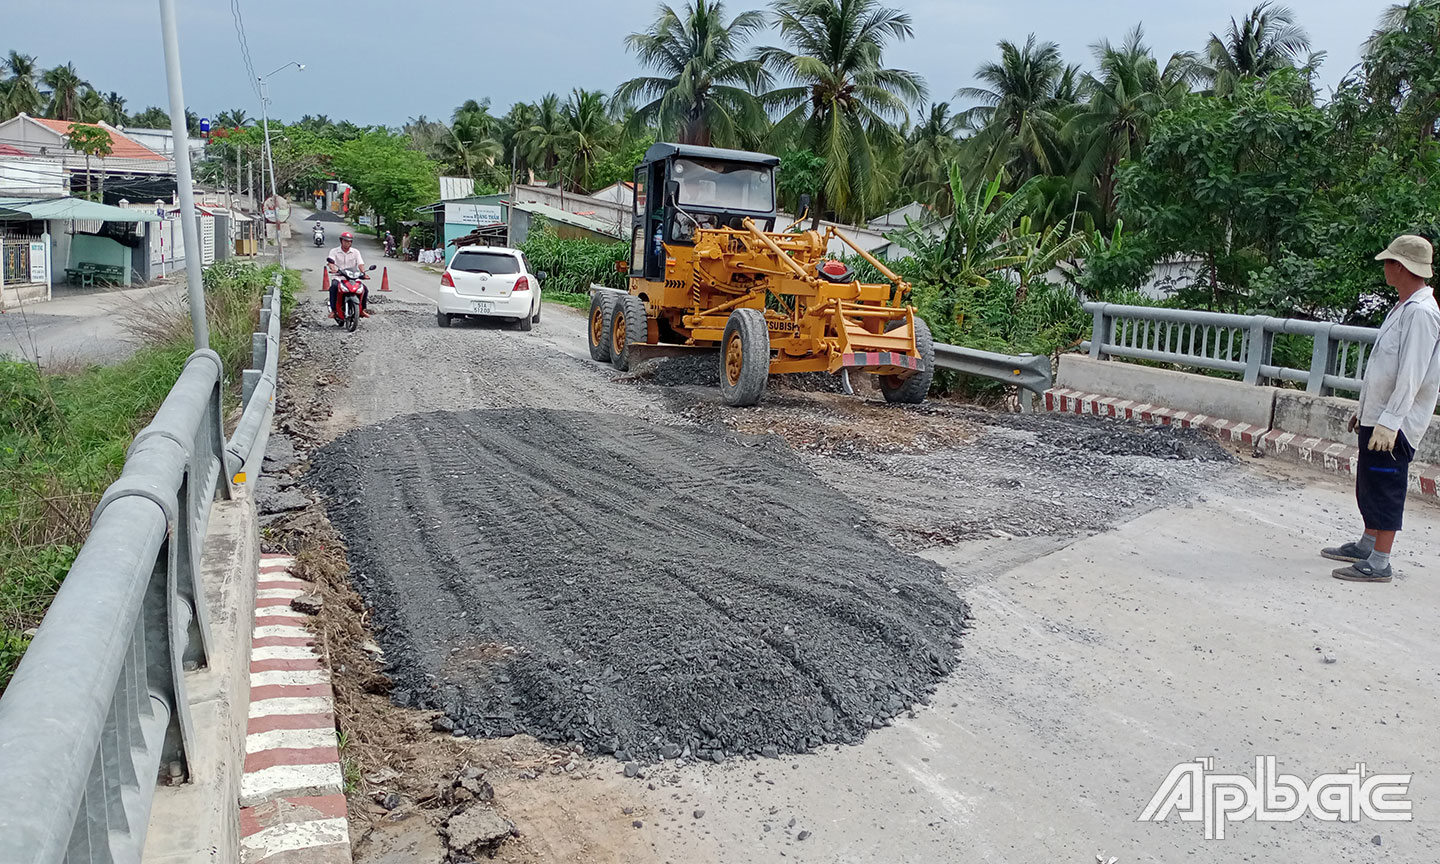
[313, 223, 324, 245]
[383, 230, 395, 257]
[327, 231, 370, 319]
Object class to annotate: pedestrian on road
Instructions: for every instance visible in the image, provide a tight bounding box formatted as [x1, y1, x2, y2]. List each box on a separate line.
[1323, 234, 1440, 583]
[327, 231, 371, 320]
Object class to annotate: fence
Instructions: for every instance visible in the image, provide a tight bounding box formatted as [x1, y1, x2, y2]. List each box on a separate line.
[1081, 302, 1380, 395]
[0, 274, 283, 863]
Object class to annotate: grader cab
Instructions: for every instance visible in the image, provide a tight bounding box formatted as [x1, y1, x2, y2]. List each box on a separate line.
[586, 142, 933, 407]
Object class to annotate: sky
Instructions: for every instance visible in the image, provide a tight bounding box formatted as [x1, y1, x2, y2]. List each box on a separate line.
[5, 0, 1400, 129]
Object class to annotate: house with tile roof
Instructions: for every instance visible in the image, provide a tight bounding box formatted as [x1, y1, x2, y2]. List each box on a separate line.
[0, 114, 178, 203]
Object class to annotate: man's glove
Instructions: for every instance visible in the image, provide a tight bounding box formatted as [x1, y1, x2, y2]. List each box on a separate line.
[1369, 424, 1399, 453]
[1348, 414, 1359, 434]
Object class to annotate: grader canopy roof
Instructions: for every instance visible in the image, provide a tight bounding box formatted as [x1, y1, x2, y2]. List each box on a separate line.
[641, 143, 781, 168]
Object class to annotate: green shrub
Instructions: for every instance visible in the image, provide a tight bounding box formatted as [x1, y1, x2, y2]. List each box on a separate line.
[0, 262, 292, 692]
[520, 220, 629, 294]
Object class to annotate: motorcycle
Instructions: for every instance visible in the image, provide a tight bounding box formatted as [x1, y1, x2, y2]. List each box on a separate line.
[313, 226, 325, 247]
[383, 236, 397, 258]
[328, 258, 377, 332]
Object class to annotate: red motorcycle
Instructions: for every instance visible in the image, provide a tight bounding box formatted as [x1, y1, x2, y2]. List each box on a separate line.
[328, 259, 377, 332]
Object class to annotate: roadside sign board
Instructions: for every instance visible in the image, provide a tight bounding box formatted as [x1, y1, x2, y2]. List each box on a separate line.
[447, 203, 503, 226]
[263, 196, 291, 224]
[29, 241, 46, 283]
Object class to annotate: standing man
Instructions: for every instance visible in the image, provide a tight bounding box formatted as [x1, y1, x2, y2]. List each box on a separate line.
[1323, 234, 1440, 583]
[327, 231, 370, 320]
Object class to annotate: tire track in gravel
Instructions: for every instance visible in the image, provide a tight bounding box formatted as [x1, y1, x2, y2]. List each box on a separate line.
[311, 407, 970, 763]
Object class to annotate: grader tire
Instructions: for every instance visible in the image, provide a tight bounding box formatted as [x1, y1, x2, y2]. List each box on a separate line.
[879, 316, 935, 405]
[587, 291, 617, 362]
[719, 308, 770, 407]
[610, 295, 649, 372]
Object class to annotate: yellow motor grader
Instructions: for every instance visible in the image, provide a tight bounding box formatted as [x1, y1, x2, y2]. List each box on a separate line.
[587, 143, 933, 407]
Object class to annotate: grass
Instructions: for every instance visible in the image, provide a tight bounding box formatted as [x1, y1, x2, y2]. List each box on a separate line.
[547, 291, 592, 311]
[0, 262, 300, 692]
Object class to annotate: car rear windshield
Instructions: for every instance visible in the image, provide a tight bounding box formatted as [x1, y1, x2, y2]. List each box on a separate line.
[450, 251, 520, 275]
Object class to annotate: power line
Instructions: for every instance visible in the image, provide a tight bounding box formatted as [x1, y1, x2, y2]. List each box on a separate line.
[230, 0, 261, 101]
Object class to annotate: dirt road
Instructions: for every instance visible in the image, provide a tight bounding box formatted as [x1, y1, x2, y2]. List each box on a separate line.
[277, 230, 1440, 863]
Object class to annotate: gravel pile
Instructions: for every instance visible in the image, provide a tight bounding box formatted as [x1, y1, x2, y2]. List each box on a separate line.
[310, 408, 969, 762]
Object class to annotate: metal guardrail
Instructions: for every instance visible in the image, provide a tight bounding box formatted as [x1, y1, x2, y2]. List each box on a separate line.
[1081, 302, 1380, 395]
[0, 274, 284, 863]
[933, 342, 1053, 413]
[226, 275, 283, 487]
[0, 350, 231, 863]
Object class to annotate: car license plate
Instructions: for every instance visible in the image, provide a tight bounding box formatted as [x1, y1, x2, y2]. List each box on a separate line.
[471, 300, 493, 313]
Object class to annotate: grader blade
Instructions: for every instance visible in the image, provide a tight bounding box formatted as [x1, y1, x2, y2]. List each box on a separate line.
[829, 303, 924, 377]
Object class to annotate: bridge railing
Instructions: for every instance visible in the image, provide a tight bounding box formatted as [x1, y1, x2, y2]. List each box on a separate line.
[1081, 302, 1380, 396]
[226, 275, 283, 486]
[0, 274, 283, 863]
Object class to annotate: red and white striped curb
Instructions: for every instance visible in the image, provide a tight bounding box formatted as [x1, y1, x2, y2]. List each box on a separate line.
[1045, 388, 1440, 500]
[239, 554, 350, 864]
[1044, 388, 1268, 445]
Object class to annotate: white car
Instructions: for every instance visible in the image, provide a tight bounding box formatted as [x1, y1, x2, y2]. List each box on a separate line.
[437, 246, 546, 330]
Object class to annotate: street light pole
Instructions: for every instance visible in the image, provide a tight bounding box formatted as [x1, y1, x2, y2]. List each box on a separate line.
[157, 0, 208, 350]
[258, 61, 304, 268]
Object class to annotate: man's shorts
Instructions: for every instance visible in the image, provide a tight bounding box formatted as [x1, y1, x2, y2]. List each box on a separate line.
[1356, 426, 1415, 531]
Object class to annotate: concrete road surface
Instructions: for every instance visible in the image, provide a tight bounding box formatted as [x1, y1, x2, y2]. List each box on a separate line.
[0, 279, 185, 367]
[280, 218, 1440, 864]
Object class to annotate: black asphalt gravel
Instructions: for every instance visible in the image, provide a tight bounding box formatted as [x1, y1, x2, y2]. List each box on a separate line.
[311, 408, 970, 762]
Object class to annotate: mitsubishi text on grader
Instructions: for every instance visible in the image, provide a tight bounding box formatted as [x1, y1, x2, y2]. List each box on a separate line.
[587, 143, 934, 407]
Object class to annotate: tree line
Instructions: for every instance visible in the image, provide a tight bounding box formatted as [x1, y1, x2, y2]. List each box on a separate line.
[8, 0, 1440, 336]
[0, 50, 194, 130]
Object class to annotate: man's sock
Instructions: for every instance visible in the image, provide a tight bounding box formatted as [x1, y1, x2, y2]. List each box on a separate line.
[1357, 534, 1376, 554]
[1367, 550, 1391, 571]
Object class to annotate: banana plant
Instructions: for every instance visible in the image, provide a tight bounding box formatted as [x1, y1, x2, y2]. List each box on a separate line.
[883, 162, 1038, 291]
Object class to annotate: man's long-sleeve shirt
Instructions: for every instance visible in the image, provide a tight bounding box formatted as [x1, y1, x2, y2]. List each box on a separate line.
[1358, 285, 1440, 446]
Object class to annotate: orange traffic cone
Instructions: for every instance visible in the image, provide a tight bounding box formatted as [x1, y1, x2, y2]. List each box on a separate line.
[321, 265, 329, 292]
[380, 267, 391, 292]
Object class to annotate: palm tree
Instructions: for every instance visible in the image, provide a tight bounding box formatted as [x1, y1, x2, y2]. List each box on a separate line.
[103, 91, 127, 126]
[76, 87, 106, 124]
[1364, 0, 1440, 143]
[561, 89, 613, 191]
[499, 102, 539, 180]
[42, 63, 88, 121]
[1204, 2, 1311, 95]
[4, 52, 45, 118]
[956, 35, 1071, 184]
[901, 102, 963, 213]
[1066, 26, 1196, 228]
[215, 109, 253, 129]
[520, 94, 569, 181]
[452, 99, 497, 139]
[128, 106, 171, 128]
[757, 0, 926, 226]
[616, 0, 768, 147]
[442, 99, 504, 180]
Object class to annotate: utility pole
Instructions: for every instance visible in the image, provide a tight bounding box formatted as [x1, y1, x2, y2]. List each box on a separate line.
[257, 138, 268, 253]
[258, 63, 303, 268]
[507, 145, 517, 246]
[158, 0, 209, 350]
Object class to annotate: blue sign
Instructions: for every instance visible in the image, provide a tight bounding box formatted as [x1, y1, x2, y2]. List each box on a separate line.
[199, 117, 211, 134]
